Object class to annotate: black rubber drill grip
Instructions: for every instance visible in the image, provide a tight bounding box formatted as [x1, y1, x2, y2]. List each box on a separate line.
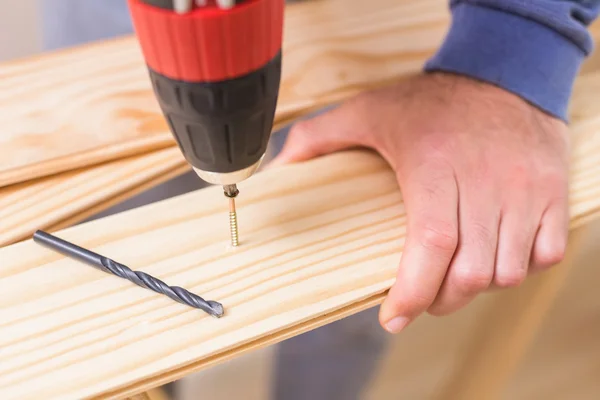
[148, 52, 282, 174]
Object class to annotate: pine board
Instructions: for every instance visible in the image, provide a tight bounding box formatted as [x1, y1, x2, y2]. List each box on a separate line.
[0, 37, 173, 187]
[0, 0, 450, 187]
[1, 66, 600, 398]
[0, 148, 186, 248]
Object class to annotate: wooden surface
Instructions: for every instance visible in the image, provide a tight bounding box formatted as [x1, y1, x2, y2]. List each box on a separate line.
[1, 64, 600, 397]
[0, 37, 172, 187]
[0, 148, 186, 247]
[0, 0, 449, 187]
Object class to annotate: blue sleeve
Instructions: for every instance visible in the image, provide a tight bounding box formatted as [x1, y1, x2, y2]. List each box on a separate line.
[424, 0, 600, 121]
[40, 0, 133, 50]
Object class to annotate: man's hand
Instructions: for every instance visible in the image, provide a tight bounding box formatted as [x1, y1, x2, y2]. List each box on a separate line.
[270, 72, 570, 333]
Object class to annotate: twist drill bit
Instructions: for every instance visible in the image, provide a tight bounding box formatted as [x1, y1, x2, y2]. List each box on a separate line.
[32, 230, 224, 318]
[223, 184, 240, 247]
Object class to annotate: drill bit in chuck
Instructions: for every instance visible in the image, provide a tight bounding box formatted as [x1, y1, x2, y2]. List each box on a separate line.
[223, 184, 240, 247]
[32, 230, 224, 318]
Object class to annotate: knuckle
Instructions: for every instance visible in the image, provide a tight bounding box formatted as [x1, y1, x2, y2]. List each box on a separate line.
[417, 223, 458, 253]
[534, 245, 566, 268]
[453, 269, 492, 293]
[399, 291, 433, 313]
[494, 268, 527, 288]
[427, 305, 451, 317]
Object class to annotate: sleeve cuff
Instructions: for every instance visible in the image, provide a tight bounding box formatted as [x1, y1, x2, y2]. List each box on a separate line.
[424, 3, 586, 121]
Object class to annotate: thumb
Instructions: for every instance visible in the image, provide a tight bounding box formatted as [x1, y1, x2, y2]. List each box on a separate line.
[269, 104, 370, 167]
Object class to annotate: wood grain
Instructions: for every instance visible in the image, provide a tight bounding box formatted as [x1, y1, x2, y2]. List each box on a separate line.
[0, 0, 449, 187]
[1, 67, 600, 398]
[0, 37, 173, 187]
[0, 148, 186, 247]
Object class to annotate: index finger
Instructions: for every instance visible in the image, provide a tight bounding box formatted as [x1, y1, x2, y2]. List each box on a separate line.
[380, 161, 459, 333]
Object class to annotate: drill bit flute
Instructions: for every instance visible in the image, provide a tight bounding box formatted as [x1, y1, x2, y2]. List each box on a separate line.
[33, 230, 224, 318]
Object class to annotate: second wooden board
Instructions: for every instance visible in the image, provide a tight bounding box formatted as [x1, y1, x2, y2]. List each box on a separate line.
[0, 148, 186, 247]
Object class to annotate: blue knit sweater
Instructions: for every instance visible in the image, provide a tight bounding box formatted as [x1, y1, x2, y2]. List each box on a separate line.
[425, 0, 600, 121]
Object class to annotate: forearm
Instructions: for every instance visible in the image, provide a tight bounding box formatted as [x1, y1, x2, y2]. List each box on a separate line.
[425, 0, 600, 121]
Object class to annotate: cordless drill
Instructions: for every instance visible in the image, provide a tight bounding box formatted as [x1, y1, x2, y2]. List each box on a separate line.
[127, 0, 284, 246]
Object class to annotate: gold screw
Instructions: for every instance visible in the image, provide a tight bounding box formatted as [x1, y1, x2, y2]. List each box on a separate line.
[228, 197, 239, 247]
[224, 184, 240, 247]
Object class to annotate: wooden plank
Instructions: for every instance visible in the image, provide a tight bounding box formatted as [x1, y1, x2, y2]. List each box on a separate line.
[46, 163, 191, 234]
[0, 0, 449, 187]
[1, 66, 600, 398]
[0, 36, 173, 187]
[0, 148, 186, 247]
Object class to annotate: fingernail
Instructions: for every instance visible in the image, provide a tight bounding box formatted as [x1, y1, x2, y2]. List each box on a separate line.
[385, 316, 410, 334]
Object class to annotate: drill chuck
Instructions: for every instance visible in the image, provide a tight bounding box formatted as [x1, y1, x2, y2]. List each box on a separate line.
[128, 0, 283, 185]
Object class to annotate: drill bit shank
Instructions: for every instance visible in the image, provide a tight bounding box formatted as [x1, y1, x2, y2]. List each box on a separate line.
[32, 230, 224, 318]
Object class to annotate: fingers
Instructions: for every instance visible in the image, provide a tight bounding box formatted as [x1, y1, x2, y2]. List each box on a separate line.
[493, 194, 538, 288]
[530, 198, 568, 272]
[379, 161, 458, 333]
[269, 102, 372, 167]
[427, 183, 499, 316]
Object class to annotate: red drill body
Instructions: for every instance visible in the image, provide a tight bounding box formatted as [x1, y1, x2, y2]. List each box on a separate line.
[128, 0, 284, 185]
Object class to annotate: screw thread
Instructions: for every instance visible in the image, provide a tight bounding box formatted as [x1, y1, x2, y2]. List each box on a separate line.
[229, 211, 239, 247]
